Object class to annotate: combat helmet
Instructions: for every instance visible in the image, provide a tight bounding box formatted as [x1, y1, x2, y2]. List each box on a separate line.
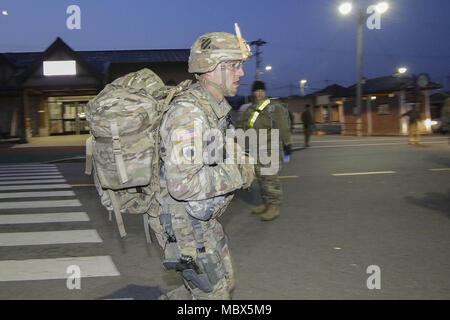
[188, 30, 252, 74]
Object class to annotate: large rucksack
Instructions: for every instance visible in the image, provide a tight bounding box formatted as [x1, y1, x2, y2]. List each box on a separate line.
[84, 68, 191, 241]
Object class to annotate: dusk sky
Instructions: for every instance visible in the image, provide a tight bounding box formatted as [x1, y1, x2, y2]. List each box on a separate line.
[1, 0, 449, 97]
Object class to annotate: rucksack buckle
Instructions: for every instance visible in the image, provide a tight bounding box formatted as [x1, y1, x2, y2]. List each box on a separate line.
[112, 138, 122, 154]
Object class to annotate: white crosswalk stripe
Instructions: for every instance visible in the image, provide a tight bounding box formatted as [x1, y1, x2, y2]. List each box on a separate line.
[0, 172, 62, 177]
[0, 190, 75, 199]
[0, 212, 89, 224]
[0, 169, 60, 174]
[0, 199, 82, 209]
[0, 184, 71, 191]
[0, 230, 103, 246]
[0, 175, 64, 181]
[0, 256, 120, 281]
[0, 164, 120, 284]
[0, 179, 67, 185]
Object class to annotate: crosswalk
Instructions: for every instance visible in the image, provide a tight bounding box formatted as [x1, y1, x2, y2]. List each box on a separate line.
[0, 164, 120, 284]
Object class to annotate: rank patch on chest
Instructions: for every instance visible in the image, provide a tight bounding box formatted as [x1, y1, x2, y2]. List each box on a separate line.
[175, 126, 196, 141]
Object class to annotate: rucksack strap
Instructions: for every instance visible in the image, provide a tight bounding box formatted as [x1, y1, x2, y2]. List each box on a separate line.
[84, 135, 93, 175]
[110, 120, 129, 184]
[107, 189, 127, 238]
[188, 215, 206, 254]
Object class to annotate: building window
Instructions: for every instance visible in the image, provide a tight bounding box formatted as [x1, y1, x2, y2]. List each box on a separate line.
[377, 104, 390, 115]
[43, 60, 76, 76]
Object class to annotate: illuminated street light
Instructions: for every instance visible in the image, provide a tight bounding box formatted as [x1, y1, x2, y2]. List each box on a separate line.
[339, 3, 389, 136]
[398, 67, 407, 74]
[299, 79, 307, 96]
[338, 2, 352, 15]
[2, 10, 8, 16]
[376, 2, 389, 14]
[265, 65, 272, 71]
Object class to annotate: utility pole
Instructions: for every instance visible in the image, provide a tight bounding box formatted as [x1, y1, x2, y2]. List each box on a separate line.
[250, 39, 267, 81]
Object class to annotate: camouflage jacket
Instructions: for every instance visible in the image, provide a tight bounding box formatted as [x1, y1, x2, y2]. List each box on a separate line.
[243, 99, 292, 148]
[159, 82, 245, 220]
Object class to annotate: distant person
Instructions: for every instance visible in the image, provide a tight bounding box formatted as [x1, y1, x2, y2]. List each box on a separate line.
[301, 104, 314, 147]
[402, 104, 422, 145]
[244, 80, 292, 221]
[440, 97, 450, 144]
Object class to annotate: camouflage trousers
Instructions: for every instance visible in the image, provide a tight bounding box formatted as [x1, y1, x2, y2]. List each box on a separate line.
[148, 202, 234, 300]
[408, 123, 420, 144]
[255, 163, 282, 205]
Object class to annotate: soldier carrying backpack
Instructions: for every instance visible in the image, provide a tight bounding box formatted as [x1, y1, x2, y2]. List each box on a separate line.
[85, 26, 254, 300]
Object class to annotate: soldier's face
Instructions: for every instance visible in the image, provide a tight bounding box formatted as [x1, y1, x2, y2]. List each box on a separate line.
[209, 61, 245, 96]
[253, 89, 266, 102]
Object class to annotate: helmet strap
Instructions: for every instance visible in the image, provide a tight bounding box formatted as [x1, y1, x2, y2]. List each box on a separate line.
[195, 64, 234, 97]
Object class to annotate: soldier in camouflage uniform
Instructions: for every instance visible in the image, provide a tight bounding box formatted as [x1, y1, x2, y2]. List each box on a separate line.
[402, 104, 422, 145]
[243, 81, 292, 221]
[149, 31, 254, 300]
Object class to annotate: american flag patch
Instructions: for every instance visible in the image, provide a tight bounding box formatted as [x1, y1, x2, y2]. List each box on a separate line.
[175, 127, 196, 141]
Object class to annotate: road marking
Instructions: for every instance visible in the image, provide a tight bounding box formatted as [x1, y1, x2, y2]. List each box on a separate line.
[293, 140, 448, 149]
[0, 175, 63, 181]
[429, 168, 450, 171]
[0, 169, 60, 174]
[0, 172, 61, 178]
[0, 199, 81, 209]
[278, 175, 299, 179]
[0, 184, 71, 191]
[70, 184, 95, 187]
[0, 164, 56, 169]
[0, 256, 119, 281]
[0, 179, 66, 185]
[0, 190, 75, 199]
[0, 212, 89, 224]
[0, 230, 102, 246]
[294, 137, 448, 144]
[332, 171, 396, 176]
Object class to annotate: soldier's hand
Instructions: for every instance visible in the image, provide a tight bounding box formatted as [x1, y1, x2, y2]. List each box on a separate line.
[283, 144, 292, 156]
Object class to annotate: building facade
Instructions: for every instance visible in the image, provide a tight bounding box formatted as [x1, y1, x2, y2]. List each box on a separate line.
[0, 38, 192, 140]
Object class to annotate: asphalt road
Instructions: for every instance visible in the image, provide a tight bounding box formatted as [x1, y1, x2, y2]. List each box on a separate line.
[0, 135, 449, 299]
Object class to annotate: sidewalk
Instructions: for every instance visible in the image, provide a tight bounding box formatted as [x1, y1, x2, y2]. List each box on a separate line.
[7, 134, 90, 148]
[3, 133, 307, 148]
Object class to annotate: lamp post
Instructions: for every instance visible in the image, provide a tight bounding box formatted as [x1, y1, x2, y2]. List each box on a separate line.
[300, 79, 307, 96]
[339, 2, 389, 136]
[250, 39, 267, 81]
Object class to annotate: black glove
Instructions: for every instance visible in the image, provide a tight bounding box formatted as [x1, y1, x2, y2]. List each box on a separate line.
[283, 144, 292, 156]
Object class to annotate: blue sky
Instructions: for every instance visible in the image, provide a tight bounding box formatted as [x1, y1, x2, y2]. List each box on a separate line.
[1, 0, 449, 96]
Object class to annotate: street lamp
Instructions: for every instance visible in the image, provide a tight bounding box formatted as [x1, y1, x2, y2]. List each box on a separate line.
[2, 10, 8, 16]
[265, 65, 272, 71]
[300, 79, 307, 96]
[376, 2, 389, 13]
[339, 3, 352, 15]
[397, 67, 407, 74]
[338, 2, 389, 136]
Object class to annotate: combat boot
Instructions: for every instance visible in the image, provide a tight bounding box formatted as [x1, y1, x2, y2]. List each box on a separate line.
[261, 205, 280, 221]
[251, 203, 268, 214]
